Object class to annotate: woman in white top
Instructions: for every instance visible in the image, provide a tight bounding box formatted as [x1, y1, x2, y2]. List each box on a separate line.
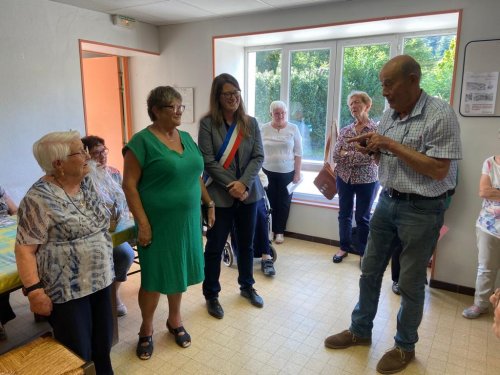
[261, 101, 302, 244]
[463, 156, 500, 319]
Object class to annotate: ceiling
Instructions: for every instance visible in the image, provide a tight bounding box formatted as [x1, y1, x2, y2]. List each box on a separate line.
[50, 0, 350, 26]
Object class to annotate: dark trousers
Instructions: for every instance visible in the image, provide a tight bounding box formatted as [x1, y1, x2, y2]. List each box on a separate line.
[0, 293, 15, 324]
[263, 169, 294, 234]
[231, 198, 271, 258]
[337, 177, 379, 255]
[203, 201, 258, 299]
[391, 240, 403, 282]
[49, 285, 114, 375]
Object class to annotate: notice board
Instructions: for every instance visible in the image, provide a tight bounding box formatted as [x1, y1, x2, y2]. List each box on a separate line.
[460, 39, 500, 117]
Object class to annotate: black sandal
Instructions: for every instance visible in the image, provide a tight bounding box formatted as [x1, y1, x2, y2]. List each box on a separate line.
[333, 251, 348, 263]
[166, 320, 191, 348]
[136, 334, 154, 360]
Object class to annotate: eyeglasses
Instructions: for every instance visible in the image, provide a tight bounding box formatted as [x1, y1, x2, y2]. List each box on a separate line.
[90, 147, 109, 157]
[67, 149, 89, 158]
[272, 111, 286, 118]
[221, 90, 241, 99]
[162, 104, 186, 113]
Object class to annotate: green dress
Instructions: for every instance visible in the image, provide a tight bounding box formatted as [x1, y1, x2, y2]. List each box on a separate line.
[124, 128, 204, 294]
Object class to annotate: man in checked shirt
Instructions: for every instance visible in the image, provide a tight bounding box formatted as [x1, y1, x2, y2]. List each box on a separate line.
[325, 55, 462, 374]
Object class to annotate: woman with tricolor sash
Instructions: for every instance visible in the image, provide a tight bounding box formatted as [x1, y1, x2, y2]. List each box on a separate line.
[198, 73, 266, 319]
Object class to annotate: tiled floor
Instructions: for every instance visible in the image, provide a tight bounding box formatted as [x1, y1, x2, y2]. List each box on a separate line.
[2, 237, 500, 374]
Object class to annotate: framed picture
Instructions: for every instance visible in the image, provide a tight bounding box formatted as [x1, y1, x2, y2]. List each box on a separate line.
[175, 87, 194, 123]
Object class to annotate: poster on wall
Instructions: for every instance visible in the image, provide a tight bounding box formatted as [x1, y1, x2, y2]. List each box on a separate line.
[175, 87, 194, 123]
[460, 72, 499, 115]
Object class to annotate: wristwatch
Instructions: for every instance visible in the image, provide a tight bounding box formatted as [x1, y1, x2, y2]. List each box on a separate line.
[206, 201, 215, 208]
[22, 281, 44, 296]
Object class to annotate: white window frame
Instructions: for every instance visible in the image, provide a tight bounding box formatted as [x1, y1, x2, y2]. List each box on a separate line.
[245, 29, 457, 205]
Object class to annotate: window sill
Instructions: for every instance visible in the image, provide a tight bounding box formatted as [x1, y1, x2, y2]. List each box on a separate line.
[291, 170, 382, 209]
[292, 170, 339, 209]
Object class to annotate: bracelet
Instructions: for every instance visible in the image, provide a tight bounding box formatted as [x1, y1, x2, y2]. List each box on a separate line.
[22, 281, 44, 296]
[205, 201, 215, 208]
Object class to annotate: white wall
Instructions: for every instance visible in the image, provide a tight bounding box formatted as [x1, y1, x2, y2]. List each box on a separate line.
[157, 0, 500, 289]
[0, 0, 160, 202]
[1, 0, 499, 289]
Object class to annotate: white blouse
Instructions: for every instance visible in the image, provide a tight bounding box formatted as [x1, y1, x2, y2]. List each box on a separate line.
[261, 122, 302, 173]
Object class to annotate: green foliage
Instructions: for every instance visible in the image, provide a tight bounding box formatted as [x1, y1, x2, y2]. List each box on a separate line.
[404, 35, 456, 101]
[254, 50, 281, 124]
[340, 44, 390, 128]
[251, 34, 456, 161]
[289, 50, 330, 160]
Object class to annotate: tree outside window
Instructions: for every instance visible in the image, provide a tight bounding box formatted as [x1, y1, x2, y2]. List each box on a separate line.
[340, 44, 390, 128]
[403, 35, 456, 102]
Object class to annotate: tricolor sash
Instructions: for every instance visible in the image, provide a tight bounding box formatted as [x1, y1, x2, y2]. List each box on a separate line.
[204, 121, 243, 186]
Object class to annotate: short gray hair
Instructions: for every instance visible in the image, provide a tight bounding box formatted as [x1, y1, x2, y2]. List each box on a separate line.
[33, 130, 81, 174]
[269, 100, 288, 113]
[147, 86, 182, 121]
[347, 91, 372, 107]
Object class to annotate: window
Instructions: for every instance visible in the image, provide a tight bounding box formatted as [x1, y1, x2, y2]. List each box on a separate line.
[247, 49, 281, 125]
[289, 49, 330, 161]
[242, 24, 458, 203]
[339, 43, 390, 128]
[403, 34, 456, 101]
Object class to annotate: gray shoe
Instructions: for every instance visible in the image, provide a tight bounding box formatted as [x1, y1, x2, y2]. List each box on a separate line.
[392, 282, 400, 295]
[117, 303, 128, 317]
[462, 304, 488, 319]
[324, 329, 371, 349]
[261, 259, 276, 276]
[376, 346, 415, 374]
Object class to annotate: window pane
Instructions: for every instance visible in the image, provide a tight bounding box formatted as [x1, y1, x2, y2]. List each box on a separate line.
[403, 35, 456, 102]
[247, 49, 281, 124]
[340, 44, 390, 128]
[289, 49, 330, 161]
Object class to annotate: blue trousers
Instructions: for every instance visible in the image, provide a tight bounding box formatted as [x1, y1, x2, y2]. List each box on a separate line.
[49, 285, 114, 375]
[350, 192, 445, 351]
[231, 198, 271, 258]
[113, 242, 135, 281]
[336, 177, 379, 255]
[203, 201, 257, 299]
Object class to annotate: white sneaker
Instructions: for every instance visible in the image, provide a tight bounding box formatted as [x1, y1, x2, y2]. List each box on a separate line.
[275, 234, 284, 244]
[117, 303, 128, 317]
[462, 304, 487, 319]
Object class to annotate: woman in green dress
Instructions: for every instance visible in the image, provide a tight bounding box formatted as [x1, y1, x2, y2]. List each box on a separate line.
[123, 86, 215, 360]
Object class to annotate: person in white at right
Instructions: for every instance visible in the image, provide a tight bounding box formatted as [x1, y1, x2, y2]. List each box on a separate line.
[261, 100, 302, 244]
[463, 155, 500, 319]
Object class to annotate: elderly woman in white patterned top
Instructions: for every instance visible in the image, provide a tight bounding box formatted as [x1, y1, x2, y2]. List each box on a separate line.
[0, 185, 18, 341]
[15, 131, 114, 375]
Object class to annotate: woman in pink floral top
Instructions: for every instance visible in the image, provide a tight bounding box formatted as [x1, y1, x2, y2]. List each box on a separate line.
[332, 91, 379, 264]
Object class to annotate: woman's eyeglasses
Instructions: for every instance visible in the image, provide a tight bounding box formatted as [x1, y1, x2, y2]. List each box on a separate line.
[67, 149, 89, 158]
[221, 90, 241, 99]
[90, 147, 109, 157]
[162, 104, 186, 113]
